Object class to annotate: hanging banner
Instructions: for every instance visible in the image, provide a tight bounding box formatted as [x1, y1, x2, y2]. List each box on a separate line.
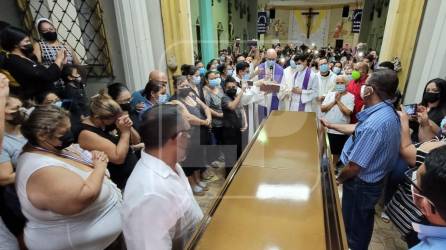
[257, 12, 267, 34]
[352, 9, 363, 33]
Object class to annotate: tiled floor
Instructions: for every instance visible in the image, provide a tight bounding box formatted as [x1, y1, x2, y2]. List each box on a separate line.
[195, 164, 408, 250]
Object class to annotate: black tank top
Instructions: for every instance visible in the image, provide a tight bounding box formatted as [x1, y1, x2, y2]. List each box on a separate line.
[80, 123, 137, 189]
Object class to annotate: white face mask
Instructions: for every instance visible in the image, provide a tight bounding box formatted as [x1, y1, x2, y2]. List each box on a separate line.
[296, 64, 305, 72]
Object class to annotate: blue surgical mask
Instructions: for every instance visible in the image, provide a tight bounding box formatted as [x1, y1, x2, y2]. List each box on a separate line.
[53, 100, 63, 108]
[290, 60, 297, 69]
[335, 84, 346, 93]
[243, 73, 250, 81]
[320, 64, 329, 73]
[346, 74, 353, 81]
[209, 78, 221, 88]
[333, 67, 341, 75]
[227, 69, 234, 76]
[158, 94, 169, 104]
[199, 67, 206, 76]
[192, 76, 201, 85]
[441, 117, 446, 135]
[266, 59, 275, 68]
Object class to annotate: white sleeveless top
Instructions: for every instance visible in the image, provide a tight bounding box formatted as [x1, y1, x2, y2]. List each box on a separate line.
[15, 152, 123, 250]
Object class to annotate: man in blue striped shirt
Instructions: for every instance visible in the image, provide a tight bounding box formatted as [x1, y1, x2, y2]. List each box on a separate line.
[337, 69, 401, 250]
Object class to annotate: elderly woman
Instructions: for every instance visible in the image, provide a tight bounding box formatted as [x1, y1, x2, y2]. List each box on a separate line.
[15, 106, 122, 250]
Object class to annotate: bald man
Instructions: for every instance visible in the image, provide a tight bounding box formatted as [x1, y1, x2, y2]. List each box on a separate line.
[346, 62, 369, 123]
[131, 70, 170, 112]
[257, 48, 284, 119]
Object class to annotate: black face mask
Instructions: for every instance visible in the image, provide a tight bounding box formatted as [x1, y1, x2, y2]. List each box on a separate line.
[104, 123, 117, 133]
[41, 31, 57, 42]
[225, 88, 237, 98]
[119, 102, 132, 112]
[178, 88, 192, 98]
[54, 130, 74, 150]
[20, 44, 34, 56]
[424, 92, 441, 103]
[7, 110, 27, 126]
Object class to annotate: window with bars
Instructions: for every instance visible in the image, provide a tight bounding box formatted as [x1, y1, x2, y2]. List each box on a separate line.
[17, 0, 113, 78]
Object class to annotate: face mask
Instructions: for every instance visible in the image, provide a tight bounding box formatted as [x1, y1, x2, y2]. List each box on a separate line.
[423, 92, 441, 103]
[54, 130, 74, 150]
[73, 76, 82, 83]
[220, 56, 226, 62]
[227, 69, 234, 76]
[266, 59, 275, 68]
[335, 84, 346, 93]
[290, 60, 297, 69]
[119, 102, 131, 112]
[333, 67, 341, 75]
[242, 73, 250, 81]
[441, 117, 446, 135]
[346, 74, 353, 81]
[192, 76, 201, 85]
[225, 88, 237, 98]
[320, 64, 329, 74]
[159, 94, 169, 104]
[352, 70, 361, 81]
[209, 78, 221, 88]
[296, 64, 305, 72]
[7, 109, 27, 125]
[53, 100, 63, 108]
[20, 44, 34, 56]
[104, 123, 117, 133]
[178, 87, 192, 98]
[41, 31, 57, 42]
[199, 67, 206, 76]
[360, 85, 373, 100]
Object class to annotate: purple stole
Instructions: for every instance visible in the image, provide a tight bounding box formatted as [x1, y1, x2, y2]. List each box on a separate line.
[298, 68, 312, 111]
[258, 63, 284, 119]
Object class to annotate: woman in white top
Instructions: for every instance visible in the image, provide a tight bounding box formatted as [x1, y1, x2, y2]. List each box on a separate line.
[15, 106, 122, 250]
[321, 75, 355, 167]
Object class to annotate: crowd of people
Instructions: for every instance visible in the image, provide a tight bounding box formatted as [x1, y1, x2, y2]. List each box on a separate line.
[0, 19, 446, 250]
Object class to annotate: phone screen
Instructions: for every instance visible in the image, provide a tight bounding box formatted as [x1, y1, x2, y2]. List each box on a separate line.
[403, 104, 417, 116]
[247, 81, 253, 87]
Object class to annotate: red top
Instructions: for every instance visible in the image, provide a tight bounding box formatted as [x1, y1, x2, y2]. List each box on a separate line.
[346, 75, 368, 123]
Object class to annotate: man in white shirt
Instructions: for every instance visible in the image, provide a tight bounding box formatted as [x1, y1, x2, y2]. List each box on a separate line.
[122, 104, 203, 250]
[317, 57, 337, 102]
[278, 53, 319, 112]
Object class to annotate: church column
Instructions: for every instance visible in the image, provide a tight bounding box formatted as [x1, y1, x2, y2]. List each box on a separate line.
[160, 0, 195, 91]
[378, 0, 426, 90]
[198, 0, 216, 65]
[404, 0, 446, 103]
[113, 0, 158, 91]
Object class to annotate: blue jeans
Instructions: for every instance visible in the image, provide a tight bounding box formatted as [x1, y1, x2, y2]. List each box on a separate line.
[342, 177, 383, 250]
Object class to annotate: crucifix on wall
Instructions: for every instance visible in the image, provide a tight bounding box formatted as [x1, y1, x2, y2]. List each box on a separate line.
[301, 8, 320, 39]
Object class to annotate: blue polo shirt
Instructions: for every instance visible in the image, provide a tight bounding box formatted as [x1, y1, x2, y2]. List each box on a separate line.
[411, 223, 446, 250]
[340, 101, 400, 183]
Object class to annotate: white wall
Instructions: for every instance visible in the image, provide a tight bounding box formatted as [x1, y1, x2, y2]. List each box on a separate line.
[404, 0, 446, 104]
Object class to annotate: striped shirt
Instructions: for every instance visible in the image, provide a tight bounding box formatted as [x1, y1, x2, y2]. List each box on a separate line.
[341, 101, 401, 183]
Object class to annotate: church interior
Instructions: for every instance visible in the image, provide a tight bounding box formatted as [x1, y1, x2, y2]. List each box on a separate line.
[1, 0, 446, 250]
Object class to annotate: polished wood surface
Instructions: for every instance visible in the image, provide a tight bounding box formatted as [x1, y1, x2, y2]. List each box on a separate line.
[191, 111, 328, 250]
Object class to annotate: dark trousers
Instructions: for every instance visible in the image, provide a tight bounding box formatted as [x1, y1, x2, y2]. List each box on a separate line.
[222, 127, 242, 177]
[207, 127, 224, 164]
[342, 177, 383, 250]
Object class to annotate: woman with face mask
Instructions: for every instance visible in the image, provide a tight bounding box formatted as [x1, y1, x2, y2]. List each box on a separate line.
[15, 105, 122, 250]
[33, 18, 80, 67]
[107, 82, 145, 134]
[171, 75, 213, 196]
[1, 26, 65, 100]
[78, 90, 139, 189]
[320, 75, 355, 167]
[203, 71, 225, 168]
[420, 78, 446, 126]
[181, 64, 205, 102]
[0, 96, 28, 247]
